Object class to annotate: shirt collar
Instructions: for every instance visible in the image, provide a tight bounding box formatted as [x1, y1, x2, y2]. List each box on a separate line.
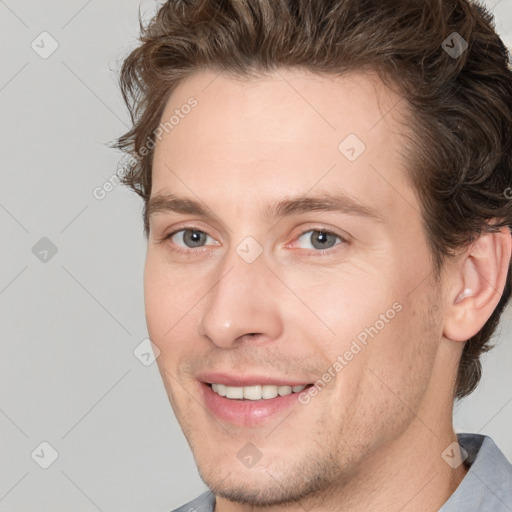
[439, 433, 512, 511]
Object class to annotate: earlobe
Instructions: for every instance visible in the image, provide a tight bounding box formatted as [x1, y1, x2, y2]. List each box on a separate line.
[443, 226, 512, 342]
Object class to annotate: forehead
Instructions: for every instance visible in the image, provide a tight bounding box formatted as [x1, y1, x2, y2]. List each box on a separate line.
[151, 68, 417, 222]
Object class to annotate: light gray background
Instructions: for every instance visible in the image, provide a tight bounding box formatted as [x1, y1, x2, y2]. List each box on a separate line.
[1, 1, 511, 510]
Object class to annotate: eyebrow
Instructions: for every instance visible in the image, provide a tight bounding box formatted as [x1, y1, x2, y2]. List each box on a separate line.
[146, 192, 384, 224]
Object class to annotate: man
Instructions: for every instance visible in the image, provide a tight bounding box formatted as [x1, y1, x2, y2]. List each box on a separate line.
[113, 0, 512, 510]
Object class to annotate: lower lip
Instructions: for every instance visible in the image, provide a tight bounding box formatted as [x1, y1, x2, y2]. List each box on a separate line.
[200, 383, 308, 427]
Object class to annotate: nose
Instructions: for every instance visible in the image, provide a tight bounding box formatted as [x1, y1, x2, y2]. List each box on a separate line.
[198, 249, 284, 349]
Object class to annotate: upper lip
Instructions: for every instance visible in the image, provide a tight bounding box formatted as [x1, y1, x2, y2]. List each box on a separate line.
[197, 371, 311, 387]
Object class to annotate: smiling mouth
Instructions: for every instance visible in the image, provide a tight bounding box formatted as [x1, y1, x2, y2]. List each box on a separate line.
[208, 383, 312, 400]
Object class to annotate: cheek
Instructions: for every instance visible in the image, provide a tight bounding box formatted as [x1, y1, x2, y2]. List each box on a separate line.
[144, 276, 170, 343]
[308, 262, 435, 388]
[144, 249, 192, 318]
[144, 254, 185, 349]
[289, 266, 399, 349]
[358, 289, 440, 411]
[144, 254, 211, 384]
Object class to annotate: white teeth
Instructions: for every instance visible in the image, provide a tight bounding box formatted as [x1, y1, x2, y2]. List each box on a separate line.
[243, 385, 262, 400]
[211, 383, 227, 396]
[210, 383, 307, 400]
[277, 385, 292, 396]
[261, 385, 279, 399]
[225, 386, 244, 399]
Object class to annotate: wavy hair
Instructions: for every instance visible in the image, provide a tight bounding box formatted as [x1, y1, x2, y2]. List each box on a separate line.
[112, 0, 512, 399]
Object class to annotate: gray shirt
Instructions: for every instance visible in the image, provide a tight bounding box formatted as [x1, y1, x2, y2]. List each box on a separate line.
[171, 434, 512, 511]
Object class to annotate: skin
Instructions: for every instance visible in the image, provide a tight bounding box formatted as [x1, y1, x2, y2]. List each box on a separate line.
[144, 68, 510, 511]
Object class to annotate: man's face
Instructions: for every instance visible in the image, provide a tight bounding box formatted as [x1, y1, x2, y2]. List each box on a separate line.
[146, 69, 447, 505]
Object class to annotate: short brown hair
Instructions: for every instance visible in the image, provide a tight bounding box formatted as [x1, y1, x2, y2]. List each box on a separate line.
[112, 0, 512, 400]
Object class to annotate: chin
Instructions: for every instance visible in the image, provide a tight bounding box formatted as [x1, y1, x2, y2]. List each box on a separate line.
[195, 454, 337, 507]
[203, 479, 316, 507]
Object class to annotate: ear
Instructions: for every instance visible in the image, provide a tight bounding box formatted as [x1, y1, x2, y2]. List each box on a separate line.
[443, 226, 512, 342]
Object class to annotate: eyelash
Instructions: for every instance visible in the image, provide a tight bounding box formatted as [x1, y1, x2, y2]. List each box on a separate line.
[160, 225, 347, 257]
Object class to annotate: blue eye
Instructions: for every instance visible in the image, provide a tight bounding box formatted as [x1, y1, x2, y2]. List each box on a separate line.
[167, 228, 216, 249]
[296, 230, 344, 251]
